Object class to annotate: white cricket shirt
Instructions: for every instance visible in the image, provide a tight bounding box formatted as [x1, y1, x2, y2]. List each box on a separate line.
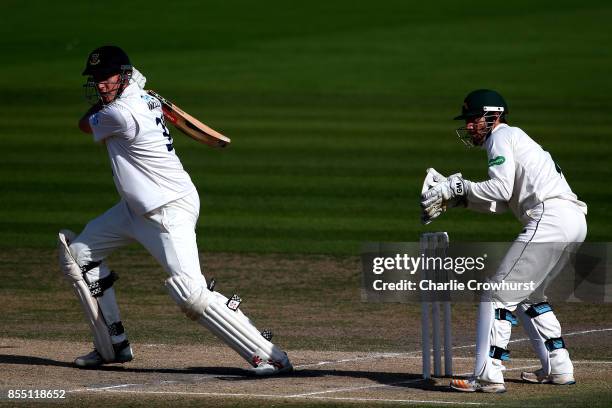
[89, 83, 196, 214]
[467, 124, 587, 221]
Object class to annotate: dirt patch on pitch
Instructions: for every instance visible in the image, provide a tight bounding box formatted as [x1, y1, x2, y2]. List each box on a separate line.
[1, 336, 612, 407]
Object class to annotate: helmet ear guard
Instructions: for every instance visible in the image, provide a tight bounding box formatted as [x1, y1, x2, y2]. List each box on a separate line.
[483, 106, 505, 124]
[483, 106, 504, 113]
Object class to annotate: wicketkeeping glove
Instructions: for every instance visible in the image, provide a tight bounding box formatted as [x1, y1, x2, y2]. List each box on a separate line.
[421, 174, 470, 212]
[420, 168, 447, 225]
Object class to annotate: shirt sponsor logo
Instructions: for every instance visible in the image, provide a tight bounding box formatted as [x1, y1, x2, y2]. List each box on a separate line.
[142, 95, 162, 111]
[488, 156, 505, 167]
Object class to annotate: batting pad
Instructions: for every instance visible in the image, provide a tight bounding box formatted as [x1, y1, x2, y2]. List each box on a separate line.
[165, 275, 287, 367]
[58, 230, 115, 362]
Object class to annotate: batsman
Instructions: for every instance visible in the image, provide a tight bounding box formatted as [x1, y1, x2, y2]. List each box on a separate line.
[420, 89, 587, 392]
[57, 45, 292, 375]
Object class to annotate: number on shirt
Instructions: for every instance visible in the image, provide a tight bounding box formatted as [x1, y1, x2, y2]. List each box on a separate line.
[155, 115, 174, 151]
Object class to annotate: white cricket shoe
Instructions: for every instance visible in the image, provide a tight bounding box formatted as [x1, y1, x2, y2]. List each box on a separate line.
[74, 341, 133, 368]
[252, 354, 293, 376]
[450, 378, 506, 393]
[521, 369, 575, 385]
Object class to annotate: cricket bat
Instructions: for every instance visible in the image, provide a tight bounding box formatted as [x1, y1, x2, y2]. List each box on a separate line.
[146, 90, 231, 148]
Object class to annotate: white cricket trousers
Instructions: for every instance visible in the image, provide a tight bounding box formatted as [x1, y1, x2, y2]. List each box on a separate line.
[474, 198, 587, 383]
[69, 190, 205, 342]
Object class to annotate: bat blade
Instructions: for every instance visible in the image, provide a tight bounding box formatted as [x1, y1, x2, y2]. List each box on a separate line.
[146, 90, 231, 148]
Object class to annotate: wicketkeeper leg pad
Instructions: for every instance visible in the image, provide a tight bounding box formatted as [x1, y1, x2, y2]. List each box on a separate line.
[474, 302, 516, 384]
[58, 230, 115, 362]
[165, 275, 289, 368]
[517, 302, 573, 375]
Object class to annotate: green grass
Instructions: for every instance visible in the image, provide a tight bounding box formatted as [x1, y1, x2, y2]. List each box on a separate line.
[1, 7, 611, 407]
[1, 1, 611, 254]
[2, 249, 611, 354]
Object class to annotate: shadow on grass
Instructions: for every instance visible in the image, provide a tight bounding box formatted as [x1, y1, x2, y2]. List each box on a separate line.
[0, 353, 453, 391]
[193, 368, 452, 392]
[0, 353, 249, 376]
[0, 354, 74, 368]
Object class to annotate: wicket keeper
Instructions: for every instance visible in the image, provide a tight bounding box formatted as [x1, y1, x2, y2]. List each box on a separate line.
[420, 89, 587, 392]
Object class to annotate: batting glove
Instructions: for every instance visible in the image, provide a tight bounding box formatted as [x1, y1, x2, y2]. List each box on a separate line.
[131, 67, 147, 89]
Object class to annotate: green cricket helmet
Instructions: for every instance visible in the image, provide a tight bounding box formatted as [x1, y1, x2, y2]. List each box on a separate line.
[454, 89, 508, 146]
